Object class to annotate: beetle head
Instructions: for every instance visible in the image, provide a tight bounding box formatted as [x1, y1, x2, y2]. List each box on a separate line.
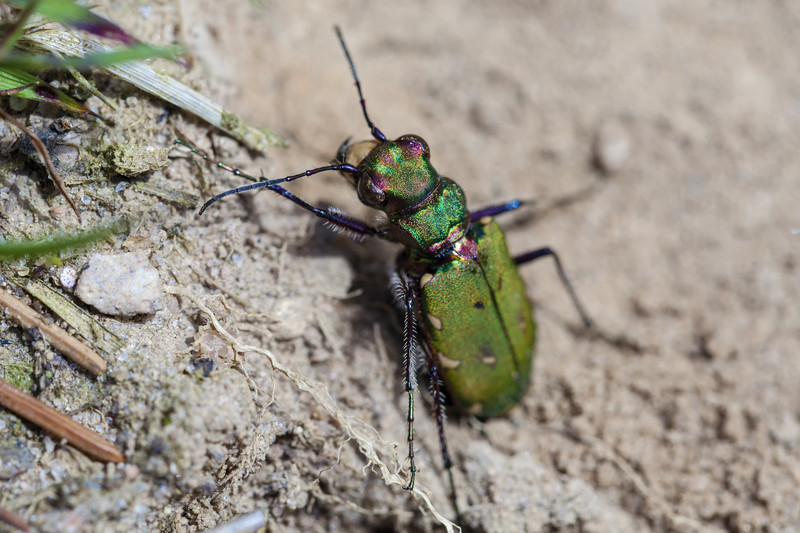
[340, 134, 440, 216]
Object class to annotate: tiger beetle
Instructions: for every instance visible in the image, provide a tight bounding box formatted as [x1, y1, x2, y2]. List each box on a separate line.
[178, 26, 595, 522]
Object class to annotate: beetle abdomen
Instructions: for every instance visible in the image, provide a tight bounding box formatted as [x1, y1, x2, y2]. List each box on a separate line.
[417, 219, 536, 418]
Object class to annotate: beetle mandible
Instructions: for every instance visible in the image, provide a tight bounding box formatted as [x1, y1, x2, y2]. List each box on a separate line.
[180, 26, 595, 517]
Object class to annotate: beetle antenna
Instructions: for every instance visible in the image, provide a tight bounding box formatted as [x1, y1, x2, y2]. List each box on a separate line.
[174, 139, 263, 184]
[335, 26, 387, 143]
[174, 140, 359, 213]
[196, 162, 359, 214]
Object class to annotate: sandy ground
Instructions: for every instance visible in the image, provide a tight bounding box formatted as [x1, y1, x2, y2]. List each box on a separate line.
[2, 1, 800, 532]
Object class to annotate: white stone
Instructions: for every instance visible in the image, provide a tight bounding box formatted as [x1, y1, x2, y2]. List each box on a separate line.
[75, 252, 163, 316]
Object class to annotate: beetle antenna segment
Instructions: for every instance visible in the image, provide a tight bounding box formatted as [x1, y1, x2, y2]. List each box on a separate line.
[198, 181, 270, 213]
[174, 139, 263, 183]
[334, 26, 387, 142]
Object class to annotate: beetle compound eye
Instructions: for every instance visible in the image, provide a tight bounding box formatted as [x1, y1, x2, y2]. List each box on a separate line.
[398, 134, 430, 159]
[358, 174, 387, 206]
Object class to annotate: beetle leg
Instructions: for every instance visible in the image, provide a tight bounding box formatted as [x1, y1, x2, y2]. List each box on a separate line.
[471, 183, 601, 222]
[399, 274, 462, 521]
[265, 184, 388, 240]
[203, 181, 389, 240]
[514, 246, 593, 329]
[469, 200, 524, 221]
[200, 182, 386, 240]
[415, 306, 463, 523]
[200, 181, 388, 240]
[396, 275, 419, 491]
[516, 248, 644, 352]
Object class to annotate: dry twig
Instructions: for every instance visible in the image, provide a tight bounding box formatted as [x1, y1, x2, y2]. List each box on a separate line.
[0, 287, 106, 375]
[0, 377, 124, 463]
[0, 504, 30, 532]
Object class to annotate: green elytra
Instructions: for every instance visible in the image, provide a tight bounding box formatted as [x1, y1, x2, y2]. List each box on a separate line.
[183, 26, 594, 523]
[410, 220, 536, 417]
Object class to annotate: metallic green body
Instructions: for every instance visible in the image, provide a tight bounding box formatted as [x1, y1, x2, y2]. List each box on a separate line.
[347, 133, 536, 418]
[405, 219, 536, 418]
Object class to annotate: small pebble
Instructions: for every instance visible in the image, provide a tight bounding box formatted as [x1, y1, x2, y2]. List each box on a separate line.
[49, 205, 72, 220]
[51, 143, 80, 169]
[59, 266, 77, 290]
[593, 119, 632, 175]
[75, 251, 163, 316]
[8, 96, 30, 112]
